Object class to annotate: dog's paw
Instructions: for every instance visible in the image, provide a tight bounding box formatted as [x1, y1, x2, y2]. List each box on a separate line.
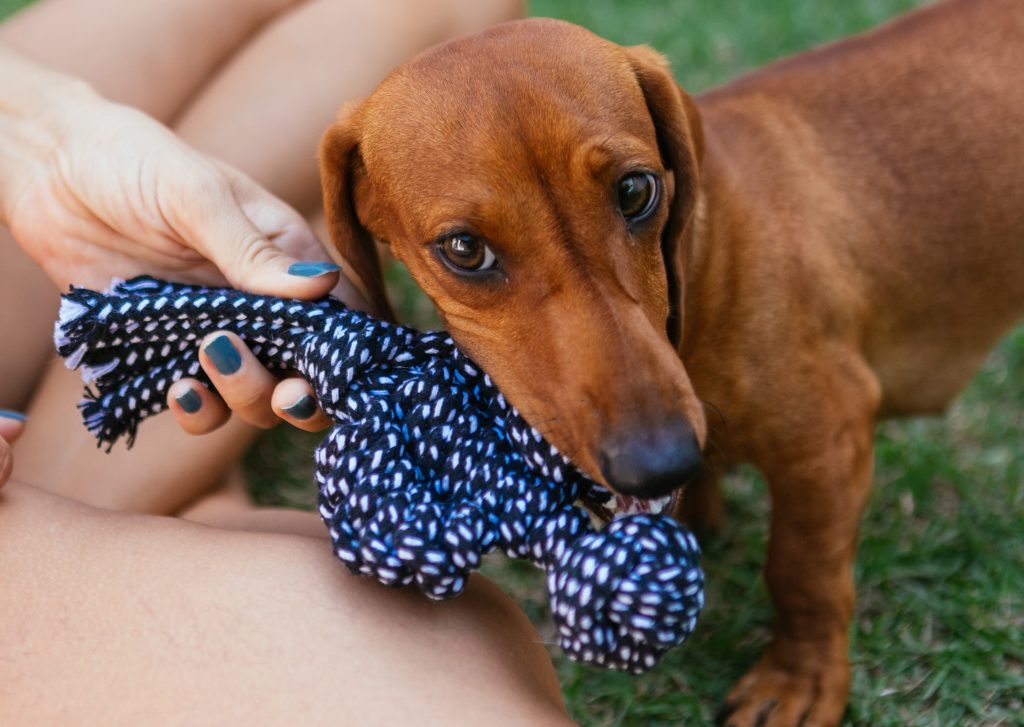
[715, 655, 850, 727]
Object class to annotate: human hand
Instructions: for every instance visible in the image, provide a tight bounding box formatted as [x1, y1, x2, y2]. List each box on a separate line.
[1, 84, 342, 299]
[9, 100, 342, 429]
[168, 331, 332, 435]
[0, 45, 369, 432]
[0, 411, 26, 487]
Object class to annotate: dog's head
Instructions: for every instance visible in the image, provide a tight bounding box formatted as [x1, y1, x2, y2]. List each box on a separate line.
[320, 18, 706, 505]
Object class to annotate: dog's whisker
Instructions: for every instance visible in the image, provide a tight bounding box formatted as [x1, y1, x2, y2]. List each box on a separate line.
[700, 397, 730, 432]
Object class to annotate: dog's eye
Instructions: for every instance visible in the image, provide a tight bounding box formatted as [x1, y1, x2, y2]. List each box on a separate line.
[439, 233, 497, 272]
[617, 172, 659, 222]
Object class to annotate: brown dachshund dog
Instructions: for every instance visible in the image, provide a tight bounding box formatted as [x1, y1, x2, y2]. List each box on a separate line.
[317, 0, 1024, 724]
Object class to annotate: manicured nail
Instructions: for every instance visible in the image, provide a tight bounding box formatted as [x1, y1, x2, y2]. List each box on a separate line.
[175, 389, 202, 414]
[203, 335, 242, 375]
[283, 395, 317, 420]
[287, 261, 340, 277]
[0, 409, 27, 422]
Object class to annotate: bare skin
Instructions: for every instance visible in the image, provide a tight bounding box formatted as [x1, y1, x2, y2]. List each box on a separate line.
[0, 479, 571, 726]
[1, 0, 522, 514]
[312, 5, 1024, 724]
[0, 1, 574, 723]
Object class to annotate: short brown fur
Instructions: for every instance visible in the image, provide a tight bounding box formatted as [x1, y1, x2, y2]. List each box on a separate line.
[318, 1, 1024, 723]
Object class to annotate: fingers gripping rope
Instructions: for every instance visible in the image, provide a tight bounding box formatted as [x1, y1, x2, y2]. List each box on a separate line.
[55, 276, 704, 673]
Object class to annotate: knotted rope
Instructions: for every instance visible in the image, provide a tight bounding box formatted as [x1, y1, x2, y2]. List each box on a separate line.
[54, 276, 703, 673]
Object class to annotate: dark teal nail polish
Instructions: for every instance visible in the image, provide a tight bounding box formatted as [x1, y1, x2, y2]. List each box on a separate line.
[0, 409, 27, 422]
[288, 261, 340, 278]
[283, 395, 317, 420]
[204, 335, 242, 375]
[175, 389, 202, 414]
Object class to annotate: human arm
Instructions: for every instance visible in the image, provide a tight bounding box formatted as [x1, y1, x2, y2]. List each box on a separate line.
[0, 42, 341, 298]
[0, 42, 347, 431]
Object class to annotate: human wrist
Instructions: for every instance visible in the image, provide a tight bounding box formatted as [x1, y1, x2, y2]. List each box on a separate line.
[0, 42, 99, 119]
[0, 44, 99, 220]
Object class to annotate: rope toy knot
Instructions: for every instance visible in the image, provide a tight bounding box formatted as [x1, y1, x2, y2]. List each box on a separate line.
[547, 514, 704, 673]
[54, 276, 704, 673]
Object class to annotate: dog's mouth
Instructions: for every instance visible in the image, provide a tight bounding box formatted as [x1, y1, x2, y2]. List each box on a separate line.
[581, 488, 680, 525]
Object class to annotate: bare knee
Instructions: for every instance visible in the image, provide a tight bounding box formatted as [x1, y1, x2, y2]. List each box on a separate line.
[0, 488, 572, 725]
[0, 0, 308, 121]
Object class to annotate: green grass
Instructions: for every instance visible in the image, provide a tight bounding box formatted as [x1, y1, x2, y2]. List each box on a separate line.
[0, 0, 28, 19]
[5, 0, 1019, 723]
[506, 3, 1022, 724]
[498, 328, 1024, 727]
[243, 2, 1023, 723]
[529, 0, 926, 92]
[244, 2, 1023, 724]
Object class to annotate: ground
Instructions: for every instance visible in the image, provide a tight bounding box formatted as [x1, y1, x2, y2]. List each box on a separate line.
[4, 0, 1021, 724]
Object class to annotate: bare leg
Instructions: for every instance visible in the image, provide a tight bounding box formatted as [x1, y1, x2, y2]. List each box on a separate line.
[178, 465, 332, 538]
[175, 0, 525, 215]
[0, 0, 298, 122]
[0, 233, 54, 411]
[0, 0, 299, 409]
[5, 0, 523, 511]
[0, 482, 571, 726]
[14, 363, 256, 513]
[0, 0, 307, 498]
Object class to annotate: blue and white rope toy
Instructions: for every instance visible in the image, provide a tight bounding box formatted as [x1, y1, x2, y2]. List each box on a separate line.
[54, 276, 703, 673]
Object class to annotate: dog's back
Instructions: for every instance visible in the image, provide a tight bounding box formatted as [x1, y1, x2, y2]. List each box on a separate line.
[316, 9, 1022, 722]
[694, 0, 1024, 415]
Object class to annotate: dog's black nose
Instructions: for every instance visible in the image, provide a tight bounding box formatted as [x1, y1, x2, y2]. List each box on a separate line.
[599, 422, 702, 498]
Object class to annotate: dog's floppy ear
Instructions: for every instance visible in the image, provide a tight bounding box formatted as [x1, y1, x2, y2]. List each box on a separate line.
[319, 104, 394, 320]
[624, 45, 704, 348]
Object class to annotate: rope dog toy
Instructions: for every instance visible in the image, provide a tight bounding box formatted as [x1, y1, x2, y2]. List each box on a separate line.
[54, 276, 703, 673]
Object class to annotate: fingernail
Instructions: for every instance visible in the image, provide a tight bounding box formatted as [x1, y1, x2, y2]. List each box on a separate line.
[175, 389, 202, 414]
[204, 335, 242, 375]
[288, 261, 340, 278]
[283, 395, 317, 420]
[0, 409, 27, 422]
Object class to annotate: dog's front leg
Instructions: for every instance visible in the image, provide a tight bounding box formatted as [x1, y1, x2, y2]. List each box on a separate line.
[718, 356, 880, 727]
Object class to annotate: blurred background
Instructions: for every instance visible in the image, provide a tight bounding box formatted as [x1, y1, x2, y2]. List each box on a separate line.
[2, 1, 1021, 725]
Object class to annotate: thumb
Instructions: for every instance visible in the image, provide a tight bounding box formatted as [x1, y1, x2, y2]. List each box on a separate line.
[182, 173, 340, 299]
[0, 437, 11, 487]
[0, 411, 26, 487]
[0, 410, 25, 444]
